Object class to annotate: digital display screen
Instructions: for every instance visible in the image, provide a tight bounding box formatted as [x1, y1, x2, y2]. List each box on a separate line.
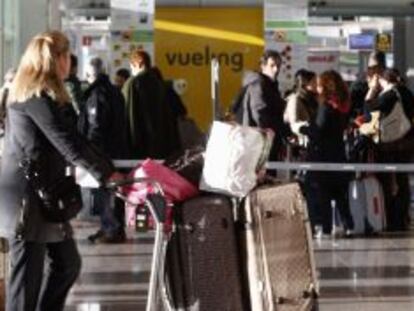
[348, 34, 375, 50]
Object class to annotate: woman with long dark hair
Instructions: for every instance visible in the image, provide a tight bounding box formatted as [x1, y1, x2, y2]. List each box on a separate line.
[301, 70, 354, 237]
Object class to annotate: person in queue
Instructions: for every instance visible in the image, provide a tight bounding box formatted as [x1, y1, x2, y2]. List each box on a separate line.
[365, 68, 414, 231]
[284, 69, 320, 232]
[350, 51, 386, 119]
[231, 49, 288, 161]
[122, 49, 180, 159]
[300, 70, 354, 238]
[80, 57, 128, 243]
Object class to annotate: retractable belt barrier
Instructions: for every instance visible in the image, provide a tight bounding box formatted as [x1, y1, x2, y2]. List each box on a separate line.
[113, 160, 414, 173]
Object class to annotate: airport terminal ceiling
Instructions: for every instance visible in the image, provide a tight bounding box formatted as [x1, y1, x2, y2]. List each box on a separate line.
[60, 0, 414, 15]
[62, 0, 414, 7]
[2, 0, 414, 129]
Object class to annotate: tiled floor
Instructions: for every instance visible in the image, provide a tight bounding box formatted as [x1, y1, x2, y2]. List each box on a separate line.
[314, 232, 414, 310]
[65, 221, 414, 310]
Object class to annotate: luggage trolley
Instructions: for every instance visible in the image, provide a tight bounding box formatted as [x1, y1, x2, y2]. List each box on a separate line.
[106, 177, 172, 311]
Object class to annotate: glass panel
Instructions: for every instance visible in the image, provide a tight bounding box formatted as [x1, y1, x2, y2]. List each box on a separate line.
[0, 0, 19, 80]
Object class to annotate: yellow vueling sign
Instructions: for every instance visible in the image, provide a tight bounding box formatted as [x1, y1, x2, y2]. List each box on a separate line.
[155, 8, 264, 130]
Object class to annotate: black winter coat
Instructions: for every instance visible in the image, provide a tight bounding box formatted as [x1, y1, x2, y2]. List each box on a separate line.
[301, 104, 348, 163]
[0, 95, 114, 241]
[301, 103, 349, 185]
[350, 79, 369, 119]
[79, 74, 128, 159]
[122, 69, 180, 159]
[232, 71, 287, 160]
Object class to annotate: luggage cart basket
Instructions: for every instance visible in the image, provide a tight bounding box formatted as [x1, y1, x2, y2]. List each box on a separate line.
[106, 177, 172, 311]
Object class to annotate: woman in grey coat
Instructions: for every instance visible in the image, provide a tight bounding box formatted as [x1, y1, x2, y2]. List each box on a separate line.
[0, 30, 122, 311]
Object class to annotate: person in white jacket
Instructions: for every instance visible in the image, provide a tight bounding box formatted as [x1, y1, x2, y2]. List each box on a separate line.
[284, 69, 318, 146]
[284, 69, 321, 237]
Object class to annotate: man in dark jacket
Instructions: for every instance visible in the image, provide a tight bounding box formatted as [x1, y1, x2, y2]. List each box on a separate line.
[122, 49, 180, 159]
[79, 57, 128, 243]
[232, 49, 287, 161]
[64, 54, 84, 115]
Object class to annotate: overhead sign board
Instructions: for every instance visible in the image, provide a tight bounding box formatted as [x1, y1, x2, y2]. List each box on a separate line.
[348, 33, 375, 51]
[376, 33, 392, 52]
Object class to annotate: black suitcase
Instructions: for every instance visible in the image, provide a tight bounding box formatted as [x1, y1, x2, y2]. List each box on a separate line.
[165, 194, 246, 311]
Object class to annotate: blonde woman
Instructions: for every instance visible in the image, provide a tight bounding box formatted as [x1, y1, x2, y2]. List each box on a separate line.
[0, 31, 122, 311]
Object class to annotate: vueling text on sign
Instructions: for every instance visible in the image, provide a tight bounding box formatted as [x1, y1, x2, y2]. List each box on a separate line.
[165, 46, 244, 73]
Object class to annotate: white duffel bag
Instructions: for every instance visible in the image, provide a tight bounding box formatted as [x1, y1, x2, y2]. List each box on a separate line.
[200, 121, 274, 197]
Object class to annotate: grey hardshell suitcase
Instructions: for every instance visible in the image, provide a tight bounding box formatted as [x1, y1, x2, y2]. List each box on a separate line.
[349, 176, 386, 235]
[241, 183, 319, 311]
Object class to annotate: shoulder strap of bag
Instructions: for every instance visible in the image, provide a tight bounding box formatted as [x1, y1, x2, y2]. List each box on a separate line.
[230, 86, 248, 124]
[242, 87, 254, 126]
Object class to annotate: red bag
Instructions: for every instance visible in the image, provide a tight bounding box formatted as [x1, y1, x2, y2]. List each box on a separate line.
[124, 159, 199, 204]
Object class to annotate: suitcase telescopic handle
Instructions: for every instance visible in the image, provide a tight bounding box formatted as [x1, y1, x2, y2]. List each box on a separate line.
[106, 177, 164, 194]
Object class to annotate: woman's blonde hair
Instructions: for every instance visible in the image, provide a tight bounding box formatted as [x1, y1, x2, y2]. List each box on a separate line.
[9, 30, 71, 105]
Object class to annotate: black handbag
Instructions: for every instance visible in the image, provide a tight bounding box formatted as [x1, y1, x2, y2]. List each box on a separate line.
[20, 159, 83, 223]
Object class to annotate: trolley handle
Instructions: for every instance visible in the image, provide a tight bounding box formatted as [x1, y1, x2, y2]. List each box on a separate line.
[106, 177, 164, 195]
[106, 177, 168, 225]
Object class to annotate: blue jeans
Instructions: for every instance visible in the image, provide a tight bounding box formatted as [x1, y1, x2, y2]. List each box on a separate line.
[92, 189, 121, 235]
